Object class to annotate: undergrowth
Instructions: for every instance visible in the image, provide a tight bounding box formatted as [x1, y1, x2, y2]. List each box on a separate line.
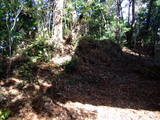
[0, 109, 10, 120]
[22, 40, 54, 62]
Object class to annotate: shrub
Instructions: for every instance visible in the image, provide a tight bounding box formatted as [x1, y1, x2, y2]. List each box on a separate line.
[0, 109, 10, 120]
[22, 40, 54, 62]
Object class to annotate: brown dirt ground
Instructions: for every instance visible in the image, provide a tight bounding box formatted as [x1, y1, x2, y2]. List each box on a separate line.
[0, 39, 160, 120]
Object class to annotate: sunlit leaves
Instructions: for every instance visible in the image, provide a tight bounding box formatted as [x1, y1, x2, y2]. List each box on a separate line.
[156, 0, 160, 6]
[0, 109, 10, 120]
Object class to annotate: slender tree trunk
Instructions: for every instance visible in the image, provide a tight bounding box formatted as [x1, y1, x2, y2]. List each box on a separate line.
[131, 0, 135, 26]
[116, 0, 122, 18]
[146, 0, 154, 30]
[52, 0, 64, 53]
[126, 0, 135, 47]
[128, 0, 131, 24]
[116, 0, 123, 44]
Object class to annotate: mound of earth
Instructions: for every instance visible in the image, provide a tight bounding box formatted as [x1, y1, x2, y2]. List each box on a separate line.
[0, 37, 160, 120]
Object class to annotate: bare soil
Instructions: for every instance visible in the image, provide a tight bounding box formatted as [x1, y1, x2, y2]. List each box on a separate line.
[0, 39, 160, 120]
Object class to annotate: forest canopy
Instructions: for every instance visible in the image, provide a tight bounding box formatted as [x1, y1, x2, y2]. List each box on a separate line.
[0, 0, 159, 58]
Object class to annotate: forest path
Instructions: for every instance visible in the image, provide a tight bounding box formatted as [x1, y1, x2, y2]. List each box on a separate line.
[1, 40, 160, 120]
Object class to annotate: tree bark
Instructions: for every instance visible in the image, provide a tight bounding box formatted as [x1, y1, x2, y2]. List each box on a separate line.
[116, 0, 123, 18]
[116, 0, 123, 44]
[52, 0, 64, 52]
[131, 0, 135, 26]
[128, 0, 131, 23]
[146, 0, 154, 30]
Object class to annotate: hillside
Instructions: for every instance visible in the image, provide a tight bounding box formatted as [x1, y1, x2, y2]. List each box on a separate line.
[0, 38, 160, 120]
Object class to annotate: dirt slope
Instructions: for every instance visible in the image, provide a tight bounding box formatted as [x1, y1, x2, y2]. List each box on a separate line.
[0, 38, 160, 120]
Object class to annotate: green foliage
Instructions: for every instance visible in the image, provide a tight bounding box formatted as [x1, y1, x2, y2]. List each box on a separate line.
[0, 0, 159, 58]
[16, 61, 38, 82]
[156, 0, 160, 6]
[22, 40, 54, 62]
[135, 0, 160, 47]
[0, 0, 38, 56]
[0, 109, 10, 120]
[72, 0, 130, 44]
[0, 93, 4, 97]
[18, 63, 34, 78]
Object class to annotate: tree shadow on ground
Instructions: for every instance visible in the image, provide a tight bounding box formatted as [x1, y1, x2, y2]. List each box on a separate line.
[46, 37, 160, 111]
[1, 37, 160, 119]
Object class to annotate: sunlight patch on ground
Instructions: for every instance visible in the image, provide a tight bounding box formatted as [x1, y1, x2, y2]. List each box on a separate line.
[1, 77, 160, 120]
[122, 47, 145, 57]
[51, 55, 72, 65]
[61, 101, 160, 120]
[0, 78, 22, 95]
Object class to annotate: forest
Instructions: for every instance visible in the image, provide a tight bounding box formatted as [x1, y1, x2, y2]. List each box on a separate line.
[0, 0, 160, 119]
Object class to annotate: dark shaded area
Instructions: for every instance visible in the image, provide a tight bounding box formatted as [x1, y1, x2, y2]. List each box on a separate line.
[46, 38, 160, 111]
[1, 38, 160, 119]
[8, 99, 27, 116]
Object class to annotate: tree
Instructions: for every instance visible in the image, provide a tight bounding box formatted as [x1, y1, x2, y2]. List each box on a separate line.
[131, 0, 135, 26]
[126, 0, 136, 47]
[146, 0, 155, 30]
[52, 0, 64, 53]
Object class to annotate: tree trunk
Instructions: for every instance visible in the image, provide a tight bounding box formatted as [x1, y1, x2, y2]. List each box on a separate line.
[131, 0, 135, 26]
[126, 0, 135, 47]
[128, 0, 131, 24]
[116, 0, 123, 44]
[52, 0, 64, 53]
[116, 0, 123, 18]
[146, 0, 154, 30]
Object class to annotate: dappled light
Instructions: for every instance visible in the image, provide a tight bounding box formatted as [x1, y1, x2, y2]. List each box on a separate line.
[0, 0, 160, 119]
[1, 38, 160, 120]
